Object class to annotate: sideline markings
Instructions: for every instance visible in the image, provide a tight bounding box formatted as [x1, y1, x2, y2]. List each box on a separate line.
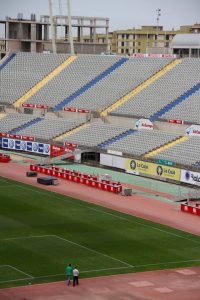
[0, 177, 200, 245]
[1, 259, 200, 284]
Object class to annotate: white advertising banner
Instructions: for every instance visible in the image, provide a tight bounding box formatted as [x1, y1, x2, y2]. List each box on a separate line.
[186, 125, 200, 137]
[181, 169, 200, 186]
[135, 119, 153, 130]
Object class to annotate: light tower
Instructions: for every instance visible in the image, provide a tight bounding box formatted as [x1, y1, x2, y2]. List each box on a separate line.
[156, 8, 161, 47]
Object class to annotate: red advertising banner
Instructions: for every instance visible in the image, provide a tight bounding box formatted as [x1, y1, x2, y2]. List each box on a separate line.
[63, 107, 90, 113]
[0, 132, 35, 141]
[50, 145, 65, 156]
[22, 103, 49, 109]
[168, 119, 184, 124]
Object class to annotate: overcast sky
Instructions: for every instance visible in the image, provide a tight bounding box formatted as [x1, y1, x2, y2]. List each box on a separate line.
[0, 0, 199, 31]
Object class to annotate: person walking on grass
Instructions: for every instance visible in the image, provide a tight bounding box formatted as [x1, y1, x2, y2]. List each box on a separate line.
[66, 263, 73, 286]
[73, 266, 79, 286]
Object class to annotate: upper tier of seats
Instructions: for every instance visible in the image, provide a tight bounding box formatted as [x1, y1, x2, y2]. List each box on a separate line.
[0, 52, 69, 104]
[26, 54, 122, 108]
[113, 58, 200, 122]
[50, 58, 172, 111]
[162, 89, 200, 124]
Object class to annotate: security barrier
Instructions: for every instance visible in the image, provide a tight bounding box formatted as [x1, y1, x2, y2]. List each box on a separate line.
[30, 164, 122, 194]
[181, 203, 200, 216]
[0, 153, 11, 163]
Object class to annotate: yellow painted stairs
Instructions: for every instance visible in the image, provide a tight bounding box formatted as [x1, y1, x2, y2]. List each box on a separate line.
[54, 123, 90, 142]
[144, 136, 189, 158]
[100, 59, 181, 117]
[13, 55, 77, 108]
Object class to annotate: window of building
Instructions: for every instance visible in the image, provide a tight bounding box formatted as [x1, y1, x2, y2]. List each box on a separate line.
[121, 48, 124, 53]
[125, 48, 129, 54]
[121, 41, 124, 46]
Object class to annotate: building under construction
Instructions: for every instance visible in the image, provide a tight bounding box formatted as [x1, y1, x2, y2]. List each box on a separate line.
[0, 13, 109, 58]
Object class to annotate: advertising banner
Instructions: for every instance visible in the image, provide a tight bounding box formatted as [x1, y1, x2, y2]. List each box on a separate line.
[135, 119, 153, 130]
[181, 169, 200, 186]
[1, 138, 50, 156]
[125, 158, 180, 181]
[168, 119, 184, 125]
[186, 125, 200, 136]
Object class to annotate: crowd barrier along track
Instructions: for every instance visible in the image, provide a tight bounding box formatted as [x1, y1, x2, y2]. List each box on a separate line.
[0, 153, 11, 163]
[181, 203, 200, 216]
[30, 164, 122, 194]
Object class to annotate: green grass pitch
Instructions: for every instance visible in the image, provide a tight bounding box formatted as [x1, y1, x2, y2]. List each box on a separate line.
[0, 176, 200, 289]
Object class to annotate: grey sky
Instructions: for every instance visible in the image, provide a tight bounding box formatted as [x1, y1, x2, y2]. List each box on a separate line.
[0, 0, 199, 31]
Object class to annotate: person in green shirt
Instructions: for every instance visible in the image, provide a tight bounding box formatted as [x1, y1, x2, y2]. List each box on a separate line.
[66, 263, 73, 286]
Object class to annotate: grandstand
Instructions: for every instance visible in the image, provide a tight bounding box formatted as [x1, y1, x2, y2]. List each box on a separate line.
[0, 51, 200, 176]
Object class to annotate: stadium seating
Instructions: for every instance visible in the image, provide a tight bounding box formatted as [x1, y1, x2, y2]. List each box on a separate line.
[152, 137, 200, 167]
[102, 129, 181, 156]
[113, 58, 200, 122]
[60, 123, 132, 147]
[1, 53, 200, 170]
[13, 117, 85, 140]
[0, 113, 39, 133]
[0, 52, 69, 104]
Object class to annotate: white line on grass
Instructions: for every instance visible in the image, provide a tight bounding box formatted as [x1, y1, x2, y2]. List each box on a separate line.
[1, 258, 200, 284]
[0, 264, 33, 282]
[2, 234, 133, 268]
[3, 235, 53, 241]
[54, 235, 134, 268]
[6, 265, 33, 279]
[1, 178, 200, 245]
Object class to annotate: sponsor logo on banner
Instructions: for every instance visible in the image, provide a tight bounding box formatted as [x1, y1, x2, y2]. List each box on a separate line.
[186, 125, 200, 136]
[8, 139, 15, 149]
[135, 119, 153, 130]
[126, 158, 180, 181]
[2, 138, 8, 148]
[32, 142, 38, 152]
[15, 140, 21, 149]
[44, 144, 50, 154]
[20, 141, 27, 151]
[27, 142, 33, 151]
[38, 144, 44, 153]
[181, 170, 200, 186]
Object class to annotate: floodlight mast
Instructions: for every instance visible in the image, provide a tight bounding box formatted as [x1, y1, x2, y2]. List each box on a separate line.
[156, 8, 161, 47]
[48, 0, 57, 53]
[67, 0, 75, 55]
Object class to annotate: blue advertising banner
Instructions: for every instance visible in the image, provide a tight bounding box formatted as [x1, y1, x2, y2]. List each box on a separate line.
[1, 138, 50, 156]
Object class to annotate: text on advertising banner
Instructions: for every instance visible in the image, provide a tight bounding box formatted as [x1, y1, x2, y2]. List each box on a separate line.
[125, 158, 180, 181]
